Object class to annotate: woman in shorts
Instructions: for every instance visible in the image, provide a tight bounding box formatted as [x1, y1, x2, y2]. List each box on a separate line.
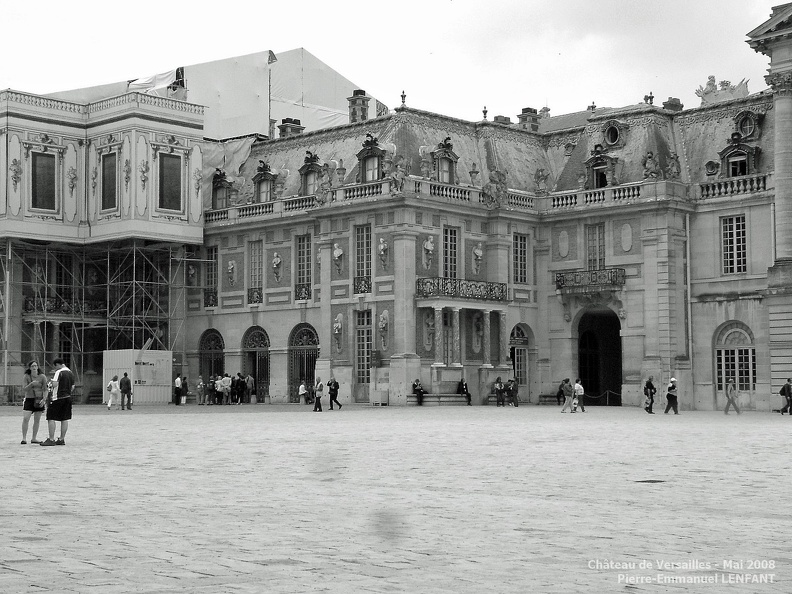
[21, 361, 47, 444]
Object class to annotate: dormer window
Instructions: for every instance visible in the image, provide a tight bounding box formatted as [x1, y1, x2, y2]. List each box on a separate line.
[582, 144, 618, 189]
[212, 168, 235, 209]
[733, 110, 762, 141]
[600, 119, 628, 149]
[738, 118, 754, 138]
[430, 137, 459, 184]
[728, 152, 748, 177]
[605, 126, 620, 146]
[593, 162, 608, 188]
[356, 133, 384, 183]
[298, 152, 323, 196]
[717, 132, 760, 179]
[252, 160, 278, 203]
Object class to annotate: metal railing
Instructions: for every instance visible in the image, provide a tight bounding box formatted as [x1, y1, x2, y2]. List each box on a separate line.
[555, 268, 626, 292]
[416, 277, 508, 301]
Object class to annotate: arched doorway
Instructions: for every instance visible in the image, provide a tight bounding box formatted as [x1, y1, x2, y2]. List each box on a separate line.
[242, 326, 270, 401]
[199, 329, 225, 379]
[288, 323, 319, 403]
[578, 309, 622, 405]
[509, 324, 531, 388]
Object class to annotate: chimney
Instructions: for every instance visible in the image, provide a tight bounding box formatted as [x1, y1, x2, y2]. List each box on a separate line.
[278, 118, 305, 138]
[348, 89, 370, 123]
[662, 97, 684, 112]
[493, 115, 512, 125]
[539, 106, 550, 119]
[516, 107, 540, 131]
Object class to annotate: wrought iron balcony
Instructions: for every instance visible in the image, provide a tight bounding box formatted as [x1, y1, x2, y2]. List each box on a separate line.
[416, 277, 508, 301]
[203, 289, 218, 307]
[248, 287, 263, 304]
[555, 268, 626, 293]
[294, 283, 312, 301]
[353, 276, 372, 294]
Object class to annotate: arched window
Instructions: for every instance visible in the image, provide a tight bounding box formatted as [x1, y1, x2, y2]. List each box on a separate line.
[242, 326, 270, 399]
[510, 324, 531, 386]
[199, 329, 225, 379]
[430, 137, 459, 184]
[714, 322, 756, 391]
[252, 160, 278, 203]
[298, 151, 322, 196]
[355, 134, 384, 183]
[288, 323, 319, 402]
[718, 133, 760, 179]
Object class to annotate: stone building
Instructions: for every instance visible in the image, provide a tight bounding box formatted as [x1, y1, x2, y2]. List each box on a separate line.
[4, 6, 792, 409]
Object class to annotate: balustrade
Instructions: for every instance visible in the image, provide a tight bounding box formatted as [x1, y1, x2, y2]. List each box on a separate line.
[555, 268, 626, 292]
[247, 287, 263, 304]
[698, 174, 768, 199]
[353, 276, 372, 294]
[416, 277, 508, 301]
[294, 283, 312, 301]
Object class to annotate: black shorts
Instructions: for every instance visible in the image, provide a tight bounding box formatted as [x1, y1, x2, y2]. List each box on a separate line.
[46, 397, 73, 421]
[23, 398, 45, 412]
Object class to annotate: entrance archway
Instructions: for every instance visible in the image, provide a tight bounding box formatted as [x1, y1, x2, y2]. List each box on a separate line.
[509, 324, 531, 388]
[577, 309, 622, 405]
[242, 326, 270, 401]
[199, 329, 225, 379]
[288, 323, 319, 403]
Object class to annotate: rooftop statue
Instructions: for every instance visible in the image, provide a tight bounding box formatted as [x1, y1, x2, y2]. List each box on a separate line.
[695, 76, 749, 106]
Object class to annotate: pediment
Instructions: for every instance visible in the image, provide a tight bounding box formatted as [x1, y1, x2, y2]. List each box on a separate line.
[747, 5, 792, 53]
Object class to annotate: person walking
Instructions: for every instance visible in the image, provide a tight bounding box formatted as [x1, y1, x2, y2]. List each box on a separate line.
[313, 376, 324, 412]
[196, 375, 205, 405]
[412, 378, 426, 406]
[573, 378, 586, 412]
[494, 376, 506, 407]
[724, 377, 741, 414]
[556, 380, 565, 406]
[21, 360, 46, 444]
[560, 379, 575, 412]
[106, 375, 121, 411]
[457, 376, 472, 406]
[40, 357, 74, 446]
[299, 379, 309, 404]
[328, 377, 341, 410]
[664, 377, 679, 414]
[120, 372, 132, 410]
[781, 378, 792, 414]
[245, 373, 256, 404]
[181, 377, 189, 405]
[643, 376, 656, 414]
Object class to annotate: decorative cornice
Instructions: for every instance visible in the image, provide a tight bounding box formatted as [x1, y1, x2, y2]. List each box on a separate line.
[765, 71, 792, 95]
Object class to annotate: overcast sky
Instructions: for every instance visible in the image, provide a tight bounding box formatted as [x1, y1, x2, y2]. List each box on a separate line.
[1, 0, 779, 120]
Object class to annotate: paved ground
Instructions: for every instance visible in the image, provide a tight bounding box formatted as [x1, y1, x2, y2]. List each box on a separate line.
[1, 402, 789, 594]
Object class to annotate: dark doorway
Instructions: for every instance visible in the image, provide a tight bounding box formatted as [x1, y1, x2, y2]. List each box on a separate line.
[578, 309, 622, 405]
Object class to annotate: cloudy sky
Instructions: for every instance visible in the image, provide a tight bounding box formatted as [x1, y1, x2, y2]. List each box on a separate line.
[1, 0, 779, 120]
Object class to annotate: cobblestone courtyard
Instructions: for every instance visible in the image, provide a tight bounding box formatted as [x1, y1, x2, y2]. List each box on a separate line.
[1, 404, 789, 593]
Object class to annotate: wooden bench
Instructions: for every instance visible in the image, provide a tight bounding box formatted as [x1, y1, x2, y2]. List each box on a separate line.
[407, 393, 469, 406]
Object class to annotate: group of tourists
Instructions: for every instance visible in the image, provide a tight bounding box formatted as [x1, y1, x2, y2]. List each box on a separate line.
[493, 377, 520, 407]
[189, 373, 258, 406]
[298, 377, 341, 411]
[556, 378, 587, 413]
[20, 358, 74, 446]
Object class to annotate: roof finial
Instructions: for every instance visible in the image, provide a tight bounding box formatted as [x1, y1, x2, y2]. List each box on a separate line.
[400, 90, 406, 107]
[482, 106, 488, 120]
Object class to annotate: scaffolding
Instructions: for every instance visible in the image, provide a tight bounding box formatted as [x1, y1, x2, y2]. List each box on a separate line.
[0, 238, 189, 402]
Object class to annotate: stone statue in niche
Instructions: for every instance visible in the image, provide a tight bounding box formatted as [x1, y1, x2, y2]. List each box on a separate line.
[389, 157, 406, 195]
[422, 236, 435, 270]
[472, 242, 484, 274]
[481, 170, 508, 209]
[665, 153, 681, 180]
[378, 310, 389, 350]
[227, 260, 237, 286]
[642, 151, 660, 179]
[472, 312, 484, 354]
[378, 238, 389, 268]
[316, 163, 332, 205]
[272, 252, 282, 282]
[333, 243, 344, 274]
[333, 313, 343, 353]
[534, 168, 550, 194]
[423, 310, 435, 351]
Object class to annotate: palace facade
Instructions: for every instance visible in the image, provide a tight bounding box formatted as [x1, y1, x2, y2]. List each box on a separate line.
[4, 6, 792, 409]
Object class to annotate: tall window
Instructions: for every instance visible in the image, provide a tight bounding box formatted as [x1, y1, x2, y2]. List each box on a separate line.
[159, 154, 182, 210]
[206, 247, 218, 289]
[438, 158, 452, 183]
[715, 323, 756, 391]
[249, 240, 263, 288]
[513, 233, 528, 284]
[296, 234, 312, 286]
[32, 153, 56, 210]
[586, 223, 605, 270]
[304, 171, 318, 196]
[364, 157, 379, 182]
[356, 310, 372, 384]
[356, 225, 372, 279]
[722, 215, 747, 274]
[257, 179, 272, 203]
[443, 227, 458, 278]
[101, 154, 117, 210]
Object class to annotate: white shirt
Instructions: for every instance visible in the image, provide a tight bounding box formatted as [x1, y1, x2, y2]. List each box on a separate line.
[574, 382, 584, 397]
[174, 377, 182, 388]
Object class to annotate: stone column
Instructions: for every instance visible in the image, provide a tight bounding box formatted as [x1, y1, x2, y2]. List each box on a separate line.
[434, 306, 444, 365]
[50, 321, 61, 360]
[768, 72, 792, 260]
[482, 310, 492, 366]
[451, 307, 461, 366]
[314, 238, 334, 386]
[388, 229, 420, 405]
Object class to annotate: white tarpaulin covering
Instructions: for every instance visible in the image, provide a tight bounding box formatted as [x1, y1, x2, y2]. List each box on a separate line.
[127, 69, 178, 93]
[201, 137, 257, 210]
